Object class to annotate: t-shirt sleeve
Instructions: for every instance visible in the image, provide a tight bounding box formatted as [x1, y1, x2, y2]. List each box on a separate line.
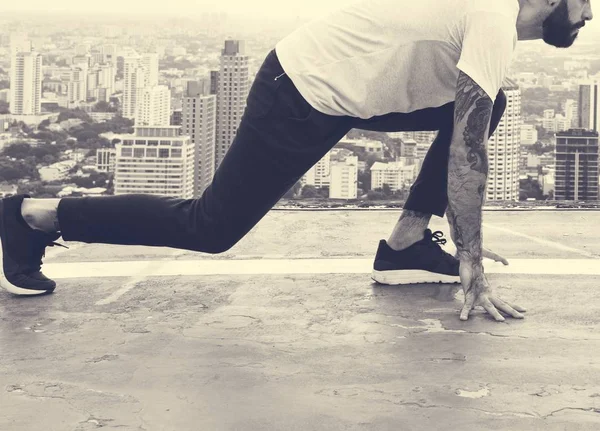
[456, 11, 517, 103]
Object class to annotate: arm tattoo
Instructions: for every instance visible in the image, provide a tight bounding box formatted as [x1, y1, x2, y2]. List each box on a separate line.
[446, 72, 492, 267]
[454, 72, 488, 123]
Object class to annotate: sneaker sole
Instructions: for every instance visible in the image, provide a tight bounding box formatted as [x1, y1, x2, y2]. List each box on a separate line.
[371, 269, 460, 285]
[0, 201, 54, 296]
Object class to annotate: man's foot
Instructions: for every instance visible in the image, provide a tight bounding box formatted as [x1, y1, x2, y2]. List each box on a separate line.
[372, 229, 460, 285]
[0, 194, 65, 295]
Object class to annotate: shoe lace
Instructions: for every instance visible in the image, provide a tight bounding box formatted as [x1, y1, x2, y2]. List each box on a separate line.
[429, 230, 447, 246]
[426, 230, 458, 261]
[30, 237, 69, 272]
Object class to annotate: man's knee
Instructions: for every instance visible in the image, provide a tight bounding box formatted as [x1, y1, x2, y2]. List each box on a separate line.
[196, 235, 239, 254]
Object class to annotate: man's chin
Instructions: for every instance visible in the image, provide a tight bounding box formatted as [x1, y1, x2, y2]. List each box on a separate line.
[543, 34, 576, 48]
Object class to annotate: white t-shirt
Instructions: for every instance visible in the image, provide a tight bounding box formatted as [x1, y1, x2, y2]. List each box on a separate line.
[275, 0, 519, 119]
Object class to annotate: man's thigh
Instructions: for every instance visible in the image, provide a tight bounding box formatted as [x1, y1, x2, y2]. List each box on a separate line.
[354, 103, 454, 132]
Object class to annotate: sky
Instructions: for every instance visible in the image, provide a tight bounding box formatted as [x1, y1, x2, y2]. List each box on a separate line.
[0, 0, 352, 18]
[1, 0, 598, 34]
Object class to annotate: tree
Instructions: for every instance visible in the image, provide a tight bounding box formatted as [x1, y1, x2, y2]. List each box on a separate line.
[519, 176, 543, 201]
[72, 172, 109, 188]
[38, 119, 51, 129]
[57, 108, 92, 124]
[301, 185, 320, 198]
[42, 154, 56, 165]
[0, 159, 38, 181]
[357, 170, 371, 192]
[282, 180, 302, 199]
[2, 142, 32, 159]
[317, 186, 329, 198]
[93, 100, 117, 113]
[381, 183, 393, 196]
[367, 190, 386, 200]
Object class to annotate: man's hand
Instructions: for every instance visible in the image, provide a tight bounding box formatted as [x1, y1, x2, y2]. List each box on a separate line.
[455, 247, 509, 265]
[482, 247, 509, 265]
[458, 260, 526, 321]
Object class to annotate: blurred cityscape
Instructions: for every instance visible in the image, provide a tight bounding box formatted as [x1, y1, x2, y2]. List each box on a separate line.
[0, 12, 599, 208]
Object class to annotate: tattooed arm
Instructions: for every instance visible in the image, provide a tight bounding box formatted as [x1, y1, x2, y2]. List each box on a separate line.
[447, 71, 526, 321]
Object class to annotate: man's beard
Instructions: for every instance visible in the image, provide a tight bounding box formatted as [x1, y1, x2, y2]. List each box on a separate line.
[542, 0, 584, 48]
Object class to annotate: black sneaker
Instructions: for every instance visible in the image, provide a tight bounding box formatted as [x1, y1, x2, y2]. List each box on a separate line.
[0, 194, 66, 296]
[372, 229, 460, 285]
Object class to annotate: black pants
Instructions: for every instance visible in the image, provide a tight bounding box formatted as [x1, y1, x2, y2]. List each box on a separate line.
[58, 49, 506, 253]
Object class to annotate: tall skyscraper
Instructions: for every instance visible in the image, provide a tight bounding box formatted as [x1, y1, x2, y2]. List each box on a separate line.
[114, 126, 195, 198]
[563, 98, 579, 128]
[10, 51, 42, 115]
[578, 79, 599, 132]
[140, 53, 159, 87]
[87, 64, 116, 102]
[486, 77, 521, 202]
[210, 71, 219, 95]
[181, 79, 217, 197]
[122, 56, 141, 118]
[136, 85, 171, 126]
[122, 53, 160, 122]
[555, 129, 599, 201]
[329, 151, 358, 199]
[216, 40, 250, 168]
[67, 65, 87, 107]
[122, 55, 145, 120]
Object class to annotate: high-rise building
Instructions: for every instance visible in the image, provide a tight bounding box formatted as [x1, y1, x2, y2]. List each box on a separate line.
[216, 40, 250, 168]
[136, 85, 171, 126]
[371, 161, 418, 191]
[181, 79, 217, 197]
[554, 129, 599, 201]
[171, 110, 182, 126]
[520, 124, 538, 145]
[101, 44, 118, 64]
[114, 126, 195, 198]
[329, 152, 358, 199]
[210, 71, 219, 95]
[564, 98, 579, 128]
[140, 53, 159, 87]
[302, 151, 331, 188]
[67, 66, 87, 107]
[87, 63, 115, 102]
[122, 55, 145, 120]
[10, 51, 42, 115]
[97, 148, 116, 173]
[72, 55, 92, 69]
[122, 53, 161, 122]
[486, 77, 521, 201]
[578, 79, 599, 132]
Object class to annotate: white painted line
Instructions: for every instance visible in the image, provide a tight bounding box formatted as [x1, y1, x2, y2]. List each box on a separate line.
[95, 250, 187, 305]
[482, 222, 598, 259]
[40, 258, 600, 280]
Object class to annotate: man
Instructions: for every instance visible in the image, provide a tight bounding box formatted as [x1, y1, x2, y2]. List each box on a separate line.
[0, 0, 593, 321]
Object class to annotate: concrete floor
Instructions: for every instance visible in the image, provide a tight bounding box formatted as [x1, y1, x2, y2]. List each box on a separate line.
[2, 210, 600, 430]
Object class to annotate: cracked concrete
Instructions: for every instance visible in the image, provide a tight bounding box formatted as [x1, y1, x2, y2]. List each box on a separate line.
[2, 210, 600, 430]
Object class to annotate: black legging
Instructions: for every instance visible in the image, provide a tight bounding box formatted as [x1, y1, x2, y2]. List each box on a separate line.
[57, 49, 506, 253]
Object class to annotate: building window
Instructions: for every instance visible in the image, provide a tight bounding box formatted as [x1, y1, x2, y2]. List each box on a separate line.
[159, 148, 170, 158]
[134, 148, 145, 158]
[121, 148, 132, 157]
